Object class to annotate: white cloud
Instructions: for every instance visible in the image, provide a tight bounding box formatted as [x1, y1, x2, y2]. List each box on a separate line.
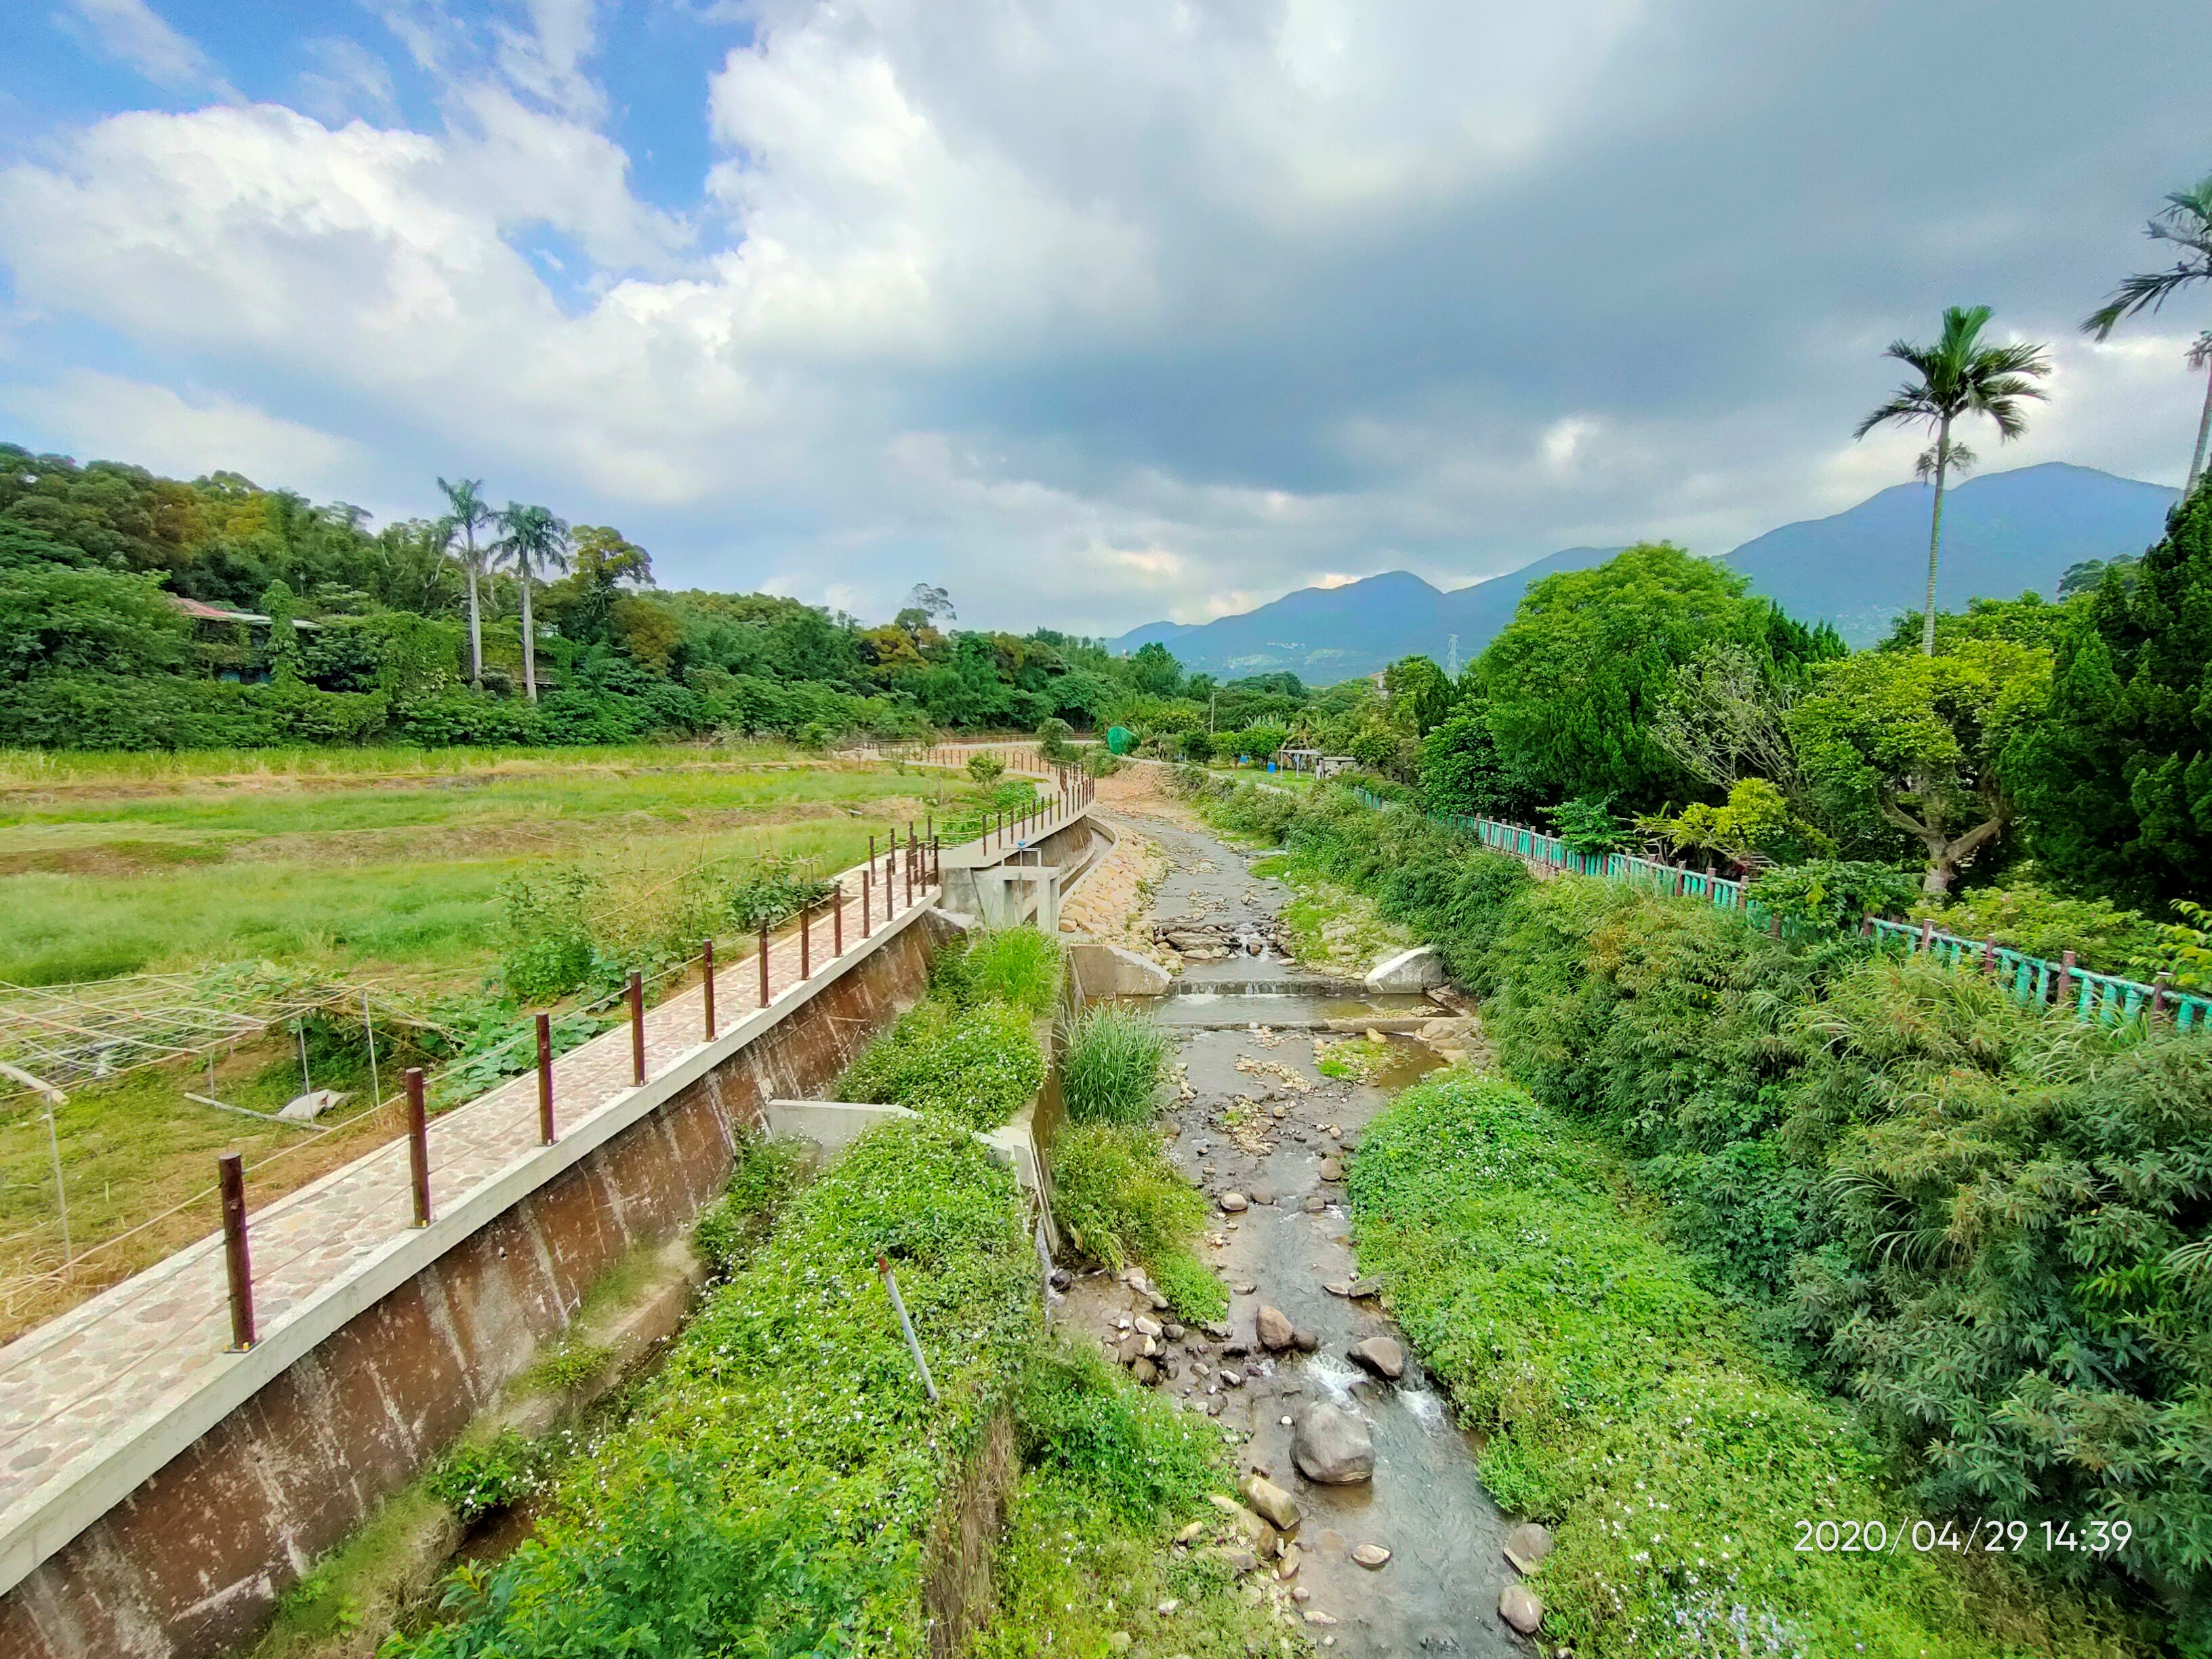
[4, 1, 2209, 636]
[58, 0, 237, 98]
[3, 371, 362, 491]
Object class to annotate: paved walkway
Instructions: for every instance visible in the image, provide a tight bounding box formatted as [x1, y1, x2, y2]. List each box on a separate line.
[0, 795, 1088, 1563]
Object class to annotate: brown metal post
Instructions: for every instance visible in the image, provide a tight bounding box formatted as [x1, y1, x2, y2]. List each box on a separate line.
[800, 905, 811, 978]
[863, 867, 872, 933]
[535, 1012, 555, 1144]
[758, 925, 770, 1006]
[1861, 913, 1874, 937]
[219, 1151, 254, 1350]
[1917, 918, 1933, 952]
[405, 1067, 430, 1227]
[834, 886, 844, 954]
[2057, 949, 2076, 1008]
[904, 840, 914, 907]
[628, 970, 646, 1084]
[869, 833, 876, 882]
[702, 938, 717, 1038]
[1982, 937, 1999, 979]
[2152, 973, 2171, 1021]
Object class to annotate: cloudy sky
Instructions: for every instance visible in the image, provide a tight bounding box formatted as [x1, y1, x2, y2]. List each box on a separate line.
[1, 1, 2207, 634]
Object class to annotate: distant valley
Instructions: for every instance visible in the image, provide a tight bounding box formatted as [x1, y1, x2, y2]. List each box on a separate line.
[1111, 463, 2180, 680]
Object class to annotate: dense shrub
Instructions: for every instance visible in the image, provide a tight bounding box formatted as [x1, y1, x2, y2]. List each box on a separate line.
[836, 1000, 1044, 1130]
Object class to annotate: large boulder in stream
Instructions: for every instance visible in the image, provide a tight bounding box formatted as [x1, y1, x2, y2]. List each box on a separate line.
[1292, 1401, 1374, 1483]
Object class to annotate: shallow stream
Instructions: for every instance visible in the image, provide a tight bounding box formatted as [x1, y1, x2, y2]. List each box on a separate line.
[1069, 811, 1526, 1657]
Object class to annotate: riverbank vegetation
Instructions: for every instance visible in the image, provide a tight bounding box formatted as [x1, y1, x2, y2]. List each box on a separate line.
[1181, 770, 2212, 1652]
[832, 928, 1058, 1130]
[1049, 1002, 1229, 1323]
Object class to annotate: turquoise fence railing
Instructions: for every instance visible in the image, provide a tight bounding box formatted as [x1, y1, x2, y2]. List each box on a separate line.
[1349, 787, 2206, 1031]
[1864, 916, 2212, 1029]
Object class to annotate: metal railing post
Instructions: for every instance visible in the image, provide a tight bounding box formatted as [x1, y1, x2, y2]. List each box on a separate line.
[405, 1068, 430, 1227]
[2058, 949, 2076, 1010]
[758, 926, 770, 1006]
[628, 970, 646, 1084]
[863, 867, 872, 933]
[834, 886, 844, 955]
[800, 904, 812, 979]
[535, 1012, 555, 1145]
[905, 840, 914, 907]
[219, 1151, 254, 1350]
[702, 938, 717, 1038]
[1982, 938, 1999, 979]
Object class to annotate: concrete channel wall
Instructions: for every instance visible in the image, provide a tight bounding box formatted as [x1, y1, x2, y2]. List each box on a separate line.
[3, 914, 969, 1659]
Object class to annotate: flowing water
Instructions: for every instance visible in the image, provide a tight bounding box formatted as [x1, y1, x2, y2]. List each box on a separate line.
[1068, 810, 1527, 1657]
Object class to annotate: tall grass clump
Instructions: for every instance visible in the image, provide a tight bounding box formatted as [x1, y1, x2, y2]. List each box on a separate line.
[836, 1000, 1044, 1130]
[1059, 1004, 1170, 1124]
[957, 925, 1063, 1016]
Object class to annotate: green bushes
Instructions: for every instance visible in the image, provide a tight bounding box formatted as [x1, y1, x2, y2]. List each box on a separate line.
[1185, 772, 2212, 1642]
[692, 1134, 814, 1277]
[838, 1000, 1044, 1130]
[835, 926, 1058, 1130]
[1058, 1004, 1170, 1124]
[392, 1116, 1038, 1659]
[1351, 1071, 2133, 1659]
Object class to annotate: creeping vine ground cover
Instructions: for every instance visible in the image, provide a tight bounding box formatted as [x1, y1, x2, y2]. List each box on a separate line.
[390, 1116, 1039, 1658]
[834, 928, 1057, 1130]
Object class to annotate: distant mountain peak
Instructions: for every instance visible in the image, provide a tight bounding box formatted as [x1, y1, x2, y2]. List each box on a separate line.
[1102, 464, 2177, 681]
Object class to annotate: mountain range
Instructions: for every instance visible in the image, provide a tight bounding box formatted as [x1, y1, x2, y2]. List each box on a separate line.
[1111, 463, 2181, 680]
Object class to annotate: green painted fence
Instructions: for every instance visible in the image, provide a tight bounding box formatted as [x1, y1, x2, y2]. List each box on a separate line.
[1353, 787, 2211, 1031]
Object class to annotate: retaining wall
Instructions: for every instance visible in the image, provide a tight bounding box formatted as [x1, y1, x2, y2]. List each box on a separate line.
[2, 909, 960, 1659]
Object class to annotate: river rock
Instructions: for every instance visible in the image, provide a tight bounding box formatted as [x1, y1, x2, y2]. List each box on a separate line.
[1219, 1368, 1244, 1387]
[1349, 1337, 1406, 1380]
[1134, 1315, 1163, 1338]
[1238, 1475, 1301, 1531]
[1132, 1357, 1160, 1385]
[1218, 1191, 1250, 1214]
[1256, 1305, 1298, 1350]
[1345, 1277, 1382, 1299]
[1499, 1583, 1544, 1634]
[1276, 1551, 1300, 1579]
[1366, 945, 1446, 991]
[1218, 1547, 1261, 1574]
[1174, 1519, 1205, 1543]
[1292, 1326, 1321, 1353]
[1502, 1521, 1556, 1576]
[1352, 1543, 1391, 1569]
[1292, 1401, 1374, 1483]
[1317, 1158, 1344, 1181]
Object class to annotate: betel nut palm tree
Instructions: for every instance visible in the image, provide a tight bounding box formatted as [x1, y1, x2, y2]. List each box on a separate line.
[493, 503, 571, 702]
[437, 476, 497, 689]
[2082, 173, 2212, 494]
[1855, 305, 2051, 655]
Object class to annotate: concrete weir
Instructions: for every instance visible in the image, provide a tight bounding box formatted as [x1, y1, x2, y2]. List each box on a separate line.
[0, 803, 1102, 1659]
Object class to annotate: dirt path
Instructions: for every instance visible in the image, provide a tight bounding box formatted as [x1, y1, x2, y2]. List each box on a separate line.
[1065, 812, 1524, 1657]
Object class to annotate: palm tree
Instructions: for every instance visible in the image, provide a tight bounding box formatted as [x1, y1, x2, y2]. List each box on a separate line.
[2082, 175, 2212, 493]
[1855, 306, 2051, 655]
[492, 504, 571, 701]
[437, 476, 495, 689]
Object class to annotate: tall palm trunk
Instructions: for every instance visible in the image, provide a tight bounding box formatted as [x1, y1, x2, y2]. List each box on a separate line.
[1921, 413, 1952, 657]
[464, 528, 483, 689]
[2191, 358, 2212, 495]
[519, 564, 538, 702]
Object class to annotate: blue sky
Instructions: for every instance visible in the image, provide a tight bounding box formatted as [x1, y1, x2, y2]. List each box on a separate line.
[2, 1, 2209, 634]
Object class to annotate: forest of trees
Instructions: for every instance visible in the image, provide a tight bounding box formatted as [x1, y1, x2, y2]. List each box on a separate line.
[0, 443, 1231, 752]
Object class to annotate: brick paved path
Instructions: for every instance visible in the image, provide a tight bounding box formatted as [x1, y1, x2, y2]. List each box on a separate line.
[0, 798, 1078, 1561]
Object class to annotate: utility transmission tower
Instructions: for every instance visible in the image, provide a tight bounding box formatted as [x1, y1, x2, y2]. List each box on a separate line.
[1446, 634, 1460, 678]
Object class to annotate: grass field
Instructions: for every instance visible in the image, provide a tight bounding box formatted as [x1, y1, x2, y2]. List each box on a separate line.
[0, 743, 1000, 1337]
[0, 744, 967, 986]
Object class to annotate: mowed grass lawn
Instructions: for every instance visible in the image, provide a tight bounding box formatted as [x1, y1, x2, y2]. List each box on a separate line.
[0, 743, 966, 987]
